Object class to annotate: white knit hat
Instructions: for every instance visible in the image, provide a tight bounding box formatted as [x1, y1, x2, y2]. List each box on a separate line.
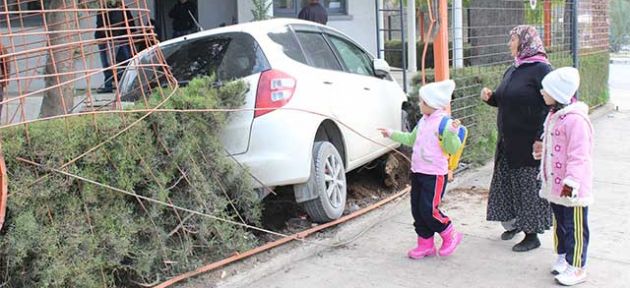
[542, 67, 580, 105]
[419, 80, 455, 109]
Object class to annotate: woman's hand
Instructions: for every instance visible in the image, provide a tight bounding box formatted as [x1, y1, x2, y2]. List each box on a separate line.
[480, 87, 493, 102]
[532, 141, 543, 160]
[377, 128, 392, 138]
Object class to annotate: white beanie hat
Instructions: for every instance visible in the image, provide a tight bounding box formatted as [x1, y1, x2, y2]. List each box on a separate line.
[542, 67, 580, 105]
[419, 79, 455, 109]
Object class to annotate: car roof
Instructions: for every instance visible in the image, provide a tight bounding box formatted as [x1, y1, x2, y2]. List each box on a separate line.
[159, 18, 336, 47]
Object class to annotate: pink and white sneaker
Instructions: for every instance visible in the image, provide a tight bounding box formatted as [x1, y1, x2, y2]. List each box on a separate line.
[555, 265, 587, 286]
[552, 254, 569, 275]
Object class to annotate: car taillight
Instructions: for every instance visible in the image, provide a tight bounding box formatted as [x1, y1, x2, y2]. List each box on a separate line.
[255, 69, 296, 118]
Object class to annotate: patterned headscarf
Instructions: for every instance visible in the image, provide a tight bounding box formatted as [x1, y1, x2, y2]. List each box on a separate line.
[510, 25, 549, 67]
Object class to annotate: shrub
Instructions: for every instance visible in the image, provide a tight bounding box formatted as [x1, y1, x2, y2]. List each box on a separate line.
[0, 76, 262, 287]
[384, 40, 472, 69]
[578, 52, 610, 107]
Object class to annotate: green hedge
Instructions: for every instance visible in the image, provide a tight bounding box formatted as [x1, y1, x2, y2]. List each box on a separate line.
[0, 77, 262, 287]
[408, 51, 609, 165]
[384, 40, 472, 69]
[578, 52, 610, 107]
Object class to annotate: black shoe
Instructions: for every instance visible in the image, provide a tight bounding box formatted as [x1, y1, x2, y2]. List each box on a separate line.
[96, 87, 113, 94]
[501, 229, 521, 240]
[512, 233, 541, 252]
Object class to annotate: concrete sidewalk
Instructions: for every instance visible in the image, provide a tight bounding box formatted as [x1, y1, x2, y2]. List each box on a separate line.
[194, 64, 630, 288]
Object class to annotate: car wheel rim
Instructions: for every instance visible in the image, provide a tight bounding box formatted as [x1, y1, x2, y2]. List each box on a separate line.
[324, 154, 344, 209]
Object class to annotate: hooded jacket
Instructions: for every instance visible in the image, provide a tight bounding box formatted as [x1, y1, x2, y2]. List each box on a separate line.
[539, 102, 594, 207]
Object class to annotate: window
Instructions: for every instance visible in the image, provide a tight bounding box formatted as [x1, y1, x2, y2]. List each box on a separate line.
[166, 34, 270, 82]
[273, 0, 299, 16]
[295, 32, 342, 71]
[268, 27, 308, 65]
[274, 0, 347, 17]
[328, 35, 374, 77]
[121, 33, 270, 101]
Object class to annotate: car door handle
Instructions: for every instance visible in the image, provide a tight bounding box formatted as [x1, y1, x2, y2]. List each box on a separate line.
[363, 87, 371, 91]
[323, 81, 334, 85]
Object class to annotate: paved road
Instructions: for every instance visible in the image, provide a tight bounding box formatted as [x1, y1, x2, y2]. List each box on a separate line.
[193, 64, 630, 288]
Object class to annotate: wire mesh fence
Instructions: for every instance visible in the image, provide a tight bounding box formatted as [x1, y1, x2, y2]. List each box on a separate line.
[437, 0, 610, 164]
[0, 0, 171, 123]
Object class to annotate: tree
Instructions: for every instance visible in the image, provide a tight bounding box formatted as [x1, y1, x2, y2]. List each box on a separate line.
[251, 0, 272, 21]
[610, 0, 630, 52]
[38, 0, 83, 118]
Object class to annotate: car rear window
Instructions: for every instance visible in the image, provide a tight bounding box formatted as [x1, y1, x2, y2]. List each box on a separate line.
[167, 32, 270, 83]
[121, 32, 269, 101]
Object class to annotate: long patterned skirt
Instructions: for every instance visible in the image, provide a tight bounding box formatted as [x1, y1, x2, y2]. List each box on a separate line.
[486, 147, 552, 234]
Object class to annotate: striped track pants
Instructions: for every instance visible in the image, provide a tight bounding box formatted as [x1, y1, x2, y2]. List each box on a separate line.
[552, 203, 590, 268]
[410, 173, 452, 239]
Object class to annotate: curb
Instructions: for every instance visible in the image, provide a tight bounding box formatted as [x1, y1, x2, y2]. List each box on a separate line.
[589, 102, 615, 121]
[610, 58, 630, 65]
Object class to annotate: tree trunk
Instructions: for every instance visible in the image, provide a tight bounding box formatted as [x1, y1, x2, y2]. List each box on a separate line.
[39, 0, 78, 118]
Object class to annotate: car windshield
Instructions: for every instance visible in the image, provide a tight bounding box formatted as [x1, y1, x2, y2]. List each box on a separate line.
[121, 32, 270, 102]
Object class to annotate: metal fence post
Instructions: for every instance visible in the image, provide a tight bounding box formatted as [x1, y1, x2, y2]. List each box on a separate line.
[375, 0, 381, 58]
[571, 0, 579, 99]
[571, 0, 579, 69]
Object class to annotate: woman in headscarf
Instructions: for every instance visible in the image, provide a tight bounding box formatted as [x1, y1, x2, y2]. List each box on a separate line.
[480, 25, 553, 252]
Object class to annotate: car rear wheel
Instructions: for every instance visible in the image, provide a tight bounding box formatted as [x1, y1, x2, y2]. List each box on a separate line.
[302, 141, 347, 223]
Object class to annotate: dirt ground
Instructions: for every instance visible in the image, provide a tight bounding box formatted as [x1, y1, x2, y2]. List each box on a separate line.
[257, 152, 411, 242]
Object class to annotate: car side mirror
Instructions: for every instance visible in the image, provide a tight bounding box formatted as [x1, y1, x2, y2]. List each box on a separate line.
[373, 58, 390, 79]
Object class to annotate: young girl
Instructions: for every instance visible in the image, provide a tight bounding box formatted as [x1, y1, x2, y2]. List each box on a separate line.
[379, 80, 463, 259]
[534, 67, 593, 286]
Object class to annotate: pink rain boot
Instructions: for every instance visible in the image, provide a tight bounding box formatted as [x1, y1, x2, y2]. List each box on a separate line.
[438, 225, 463, 257]
[408, 237, 436, 259]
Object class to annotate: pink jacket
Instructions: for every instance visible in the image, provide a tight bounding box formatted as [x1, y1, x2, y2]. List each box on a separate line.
[539, 102, 594, 207]
[412, 110, 449, 175]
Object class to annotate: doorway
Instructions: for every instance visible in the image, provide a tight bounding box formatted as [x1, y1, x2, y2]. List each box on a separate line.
[155, 0, 199, 41]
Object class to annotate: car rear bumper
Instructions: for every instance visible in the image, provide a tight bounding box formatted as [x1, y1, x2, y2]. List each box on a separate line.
[232, 109, 323, 188]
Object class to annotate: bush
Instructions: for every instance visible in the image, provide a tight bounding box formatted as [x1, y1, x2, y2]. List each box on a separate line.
[578, 52, 610, 107]
[0, 76, 262, 287]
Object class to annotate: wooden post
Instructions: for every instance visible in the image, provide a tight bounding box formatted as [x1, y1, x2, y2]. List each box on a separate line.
[544, 0, 552, 47]
[433, 0, 454, 181]
[433, 0, 449, 81]
[418, 10, 425, 43]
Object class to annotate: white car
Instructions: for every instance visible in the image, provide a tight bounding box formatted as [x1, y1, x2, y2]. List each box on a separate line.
[121, 19, 407, 222]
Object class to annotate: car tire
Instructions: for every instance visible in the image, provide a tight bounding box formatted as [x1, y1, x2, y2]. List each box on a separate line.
[401, 108, 411, 132]
[302, 141, 347, 223]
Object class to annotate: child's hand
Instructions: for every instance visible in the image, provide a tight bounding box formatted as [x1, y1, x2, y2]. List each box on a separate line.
[532, 141, 543, 160]
[377, 128, 392, 138]
[451, 119, 461, 129]
[560, 184, 574, 198]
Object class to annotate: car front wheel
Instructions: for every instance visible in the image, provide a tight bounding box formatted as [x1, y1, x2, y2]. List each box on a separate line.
[302, 141, 347, 223]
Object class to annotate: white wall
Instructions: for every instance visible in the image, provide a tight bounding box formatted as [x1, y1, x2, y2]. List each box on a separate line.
[199, 0, 238, 29]
[236, 0, 273, 23]
[233, 1, 377, 55]
[327, 2, 378, 57]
